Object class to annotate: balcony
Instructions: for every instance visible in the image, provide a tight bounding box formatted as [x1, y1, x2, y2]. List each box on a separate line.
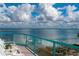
[0, 30, 79, 56]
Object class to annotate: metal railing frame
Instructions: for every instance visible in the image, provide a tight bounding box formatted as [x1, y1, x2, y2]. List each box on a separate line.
[0, 32, 79, 56]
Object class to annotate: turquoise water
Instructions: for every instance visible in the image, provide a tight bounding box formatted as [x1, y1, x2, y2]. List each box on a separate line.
[0, 29, 79, 44]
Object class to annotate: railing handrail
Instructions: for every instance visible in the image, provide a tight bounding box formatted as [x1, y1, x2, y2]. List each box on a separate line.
[2, 32, 79, 55]
[10, 32, 79, 50]
[1, 32, 79, 50]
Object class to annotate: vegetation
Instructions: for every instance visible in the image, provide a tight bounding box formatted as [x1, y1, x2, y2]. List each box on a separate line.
[5, 43, 12, 49]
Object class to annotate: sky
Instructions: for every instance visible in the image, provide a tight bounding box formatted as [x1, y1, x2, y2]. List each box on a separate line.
[0, 3, 79, 28]
[4, 3, 79, 16]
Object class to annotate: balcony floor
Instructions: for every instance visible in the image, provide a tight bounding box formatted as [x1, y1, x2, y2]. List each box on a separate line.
[5, 45, 34, 56]
[15, 46, 34, 56]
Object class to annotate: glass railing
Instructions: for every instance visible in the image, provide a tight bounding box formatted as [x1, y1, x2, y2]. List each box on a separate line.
[0, 32, 79, 56]
[12, 33, 79, 56]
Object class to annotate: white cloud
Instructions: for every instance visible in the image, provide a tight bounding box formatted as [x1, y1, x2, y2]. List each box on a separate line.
[0, 3, 79, 28]
[66, 5, 77, 19]
[19, 3, 35, 14]
[7, 4, 35, 22]
[8, 6, 17, 13]
[39, 3, 60, 21]
[0, 3, 7, 12]
[0, 14, 11, 22]
[16, 11, 31, 21]
[57, 6, 66, 10]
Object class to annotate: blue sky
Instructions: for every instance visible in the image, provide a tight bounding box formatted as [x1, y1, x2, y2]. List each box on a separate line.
[53, 3, 79, 16]
[4, 3, 79, 7]
[4, 3, 79, 17]
[5, 3, 79, 9]
[5, 3, 79, 17]
[5, 3, 39, 7]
